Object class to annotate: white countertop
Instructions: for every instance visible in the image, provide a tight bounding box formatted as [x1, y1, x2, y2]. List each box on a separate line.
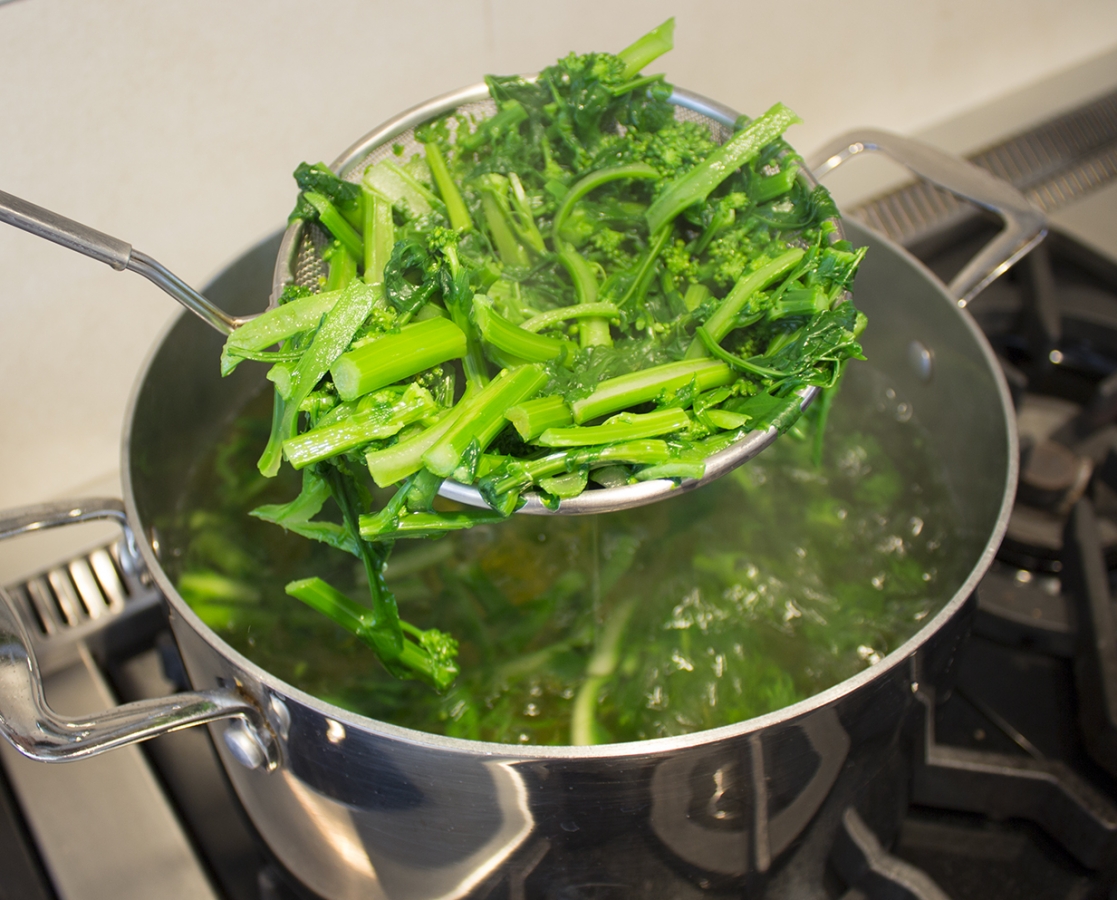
[1, 0, 1116, 580]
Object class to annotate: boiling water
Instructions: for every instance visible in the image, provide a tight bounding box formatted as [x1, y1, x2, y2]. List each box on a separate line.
[164, 364, 981, 745]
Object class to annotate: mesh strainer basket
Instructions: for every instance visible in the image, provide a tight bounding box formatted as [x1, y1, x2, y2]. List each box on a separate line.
[271, 82, 838, 516]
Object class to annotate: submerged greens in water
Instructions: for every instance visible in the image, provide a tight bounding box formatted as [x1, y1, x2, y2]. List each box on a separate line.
[170, 368, 974, 745]
[216, 20, 866, 691]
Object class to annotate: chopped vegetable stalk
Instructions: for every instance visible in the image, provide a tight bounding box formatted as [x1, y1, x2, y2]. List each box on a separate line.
[474, 296, 575, 363]
[220, 289, 339, 376]
[330, 318, 467, 401]
[505, 395, 574, 440]
[480, 176, 534, 267]
[520, 302, 620, 334]
[646, 103, 803, 234]
[303, 191, 364, 261]
[616, 17, 675, 79]
[571, 359, 734, 424]
[539, 409, 691, 447]
[485, 440, 679, 499]
[362, 186, 395, 285]
[363, 161, 434, 218]
[282, 384, 437, 470]
[365, 402, 468, 487]
[424, 141, 472, 232]
[571, 595, 638, 745]
[690, 247, 806, 353]
[257, 280, 377, 476]
[557, 244, 612, 348]
[424, 365, 548, 477]
[322, 240, 358, 291]
[359, 508, 507, 541]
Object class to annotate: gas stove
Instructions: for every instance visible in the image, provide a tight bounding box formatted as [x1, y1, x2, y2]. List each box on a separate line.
[4, 89, 1117, 900]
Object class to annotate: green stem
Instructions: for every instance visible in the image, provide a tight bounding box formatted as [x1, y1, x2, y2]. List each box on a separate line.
[259, 280, 376, 476]
[617, 224, 672, 311]
[616, 17, 675, 79]
[489, 440, 673, 496]
[552, 163, 659, 242]
[425, 142, 472, 231]
[557, 243, 612, 348]
[686, 247, 805, 357]
[322, 241, 358, 291]
[379, 160, 443, 212]
[457, 99, 528, 152]
[285, 576, 458, 691]
[811, 375, 842, 468]
[362, 186, 395, 285]
[538, 409, 691, 447]
[571, 595, 638, 745]
[365, 401, 469, 487]
[474, 296, 574, 363]
[423, 365, 548, 477]
[330, 317, 467, 401]
[282, 384, 436, 469]
[220, 289, 339, 375]
[321, 466, 402, 661]
[304, 191, 364, 260]
[505, 395, 573, 440]
[481, 188, 531, 268]
[519, 302, 619, 334]
[646, 103, 801, 234]
[753, 164, 800, 203]
[694, 326, 786, 379]
[359, 508, 507, 541]
[443, 269, 491, 392]
[508, 173, 546, 253]
[570, 359, 733, 424]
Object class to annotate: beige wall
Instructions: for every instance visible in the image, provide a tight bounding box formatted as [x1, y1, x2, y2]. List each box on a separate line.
[1, 0, 1116, 517]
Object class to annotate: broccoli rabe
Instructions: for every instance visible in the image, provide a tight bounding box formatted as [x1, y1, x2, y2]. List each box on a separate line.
[242, 19, 866, 690]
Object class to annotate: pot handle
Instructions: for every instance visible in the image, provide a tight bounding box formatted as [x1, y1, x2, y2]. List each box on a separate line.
[808, 129, 1047, 306]
[0, 499, 277, 770]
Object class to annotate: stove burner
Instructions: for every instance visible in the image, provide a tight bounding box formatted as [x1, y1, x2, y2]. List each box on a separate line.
[1019, 439, 1090, 510]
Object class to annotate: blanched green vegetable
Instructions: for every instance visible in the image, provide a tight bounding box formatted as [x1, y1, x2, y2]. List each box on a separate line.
[227, 19, 866, 690]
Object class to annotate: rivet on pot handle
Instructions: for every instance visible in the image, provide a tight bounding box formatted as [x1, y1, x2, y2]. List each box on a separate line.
[0, 499, 278, 770]
[809, 130, 1047, 307]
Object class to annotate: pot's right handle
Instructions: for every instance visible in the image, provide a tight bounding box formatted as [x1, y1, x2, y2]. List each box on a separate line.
[808, 129, 1047, 306]
[0, 499, 277, 770]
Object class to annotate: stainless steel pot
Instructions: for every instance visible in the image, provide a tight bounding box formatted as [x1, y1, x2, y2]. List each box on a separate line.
[0, 89, 1042, 898]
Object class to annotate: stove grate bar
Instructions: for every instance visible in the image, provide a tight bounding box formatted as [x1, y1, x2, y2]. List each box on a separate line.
[2, 540, 164, 676]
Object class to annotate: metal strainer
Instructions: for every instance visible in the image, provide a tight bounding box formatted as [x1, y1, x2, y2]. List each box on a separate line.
[272, 82, 833, 516]
[0, 82, 833, 516]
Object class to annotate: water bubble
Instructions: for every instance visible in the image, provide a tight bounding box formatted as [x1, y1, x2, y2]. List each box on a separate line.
[857, 645, 882, 665]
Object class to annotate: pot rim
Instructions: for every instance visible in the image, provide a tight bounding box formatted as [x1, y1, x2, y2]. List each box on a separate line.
[121, 86, 1020, 761]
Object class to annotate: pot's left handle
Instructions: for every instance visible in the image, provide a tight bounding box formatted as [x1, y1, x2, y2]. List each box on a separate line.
[0, 499, 278, 770]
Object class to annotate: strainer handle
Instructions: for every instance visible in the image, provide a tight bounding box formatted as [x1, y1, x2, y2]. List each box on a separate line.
[0, 498, 277, 770]
[808, 130, 1047, 307]
[0, 189, 249, 335]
